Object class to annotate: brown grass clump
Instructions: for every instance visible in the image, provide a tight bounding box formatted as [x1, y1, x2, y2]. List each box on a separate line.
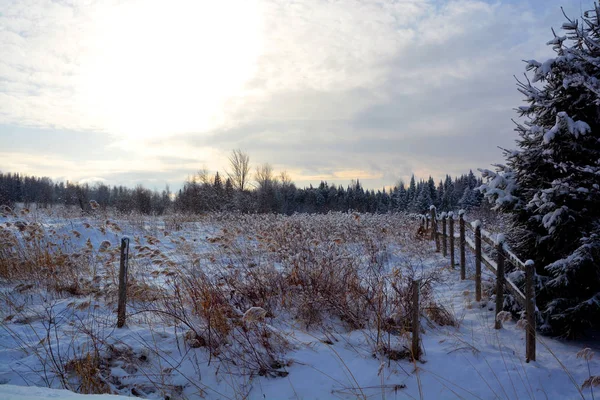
[582, 376, 600, 389]
[64, 351, 111, 395]
[577, 348, 598, 392]
[425, 302, 458, 327]
[415, 225, 427, 240]
[184, 329, 207, 348]
[0, 215, 122, 297]
[496, 310, 512, 324]
[577, 348, 595, 361]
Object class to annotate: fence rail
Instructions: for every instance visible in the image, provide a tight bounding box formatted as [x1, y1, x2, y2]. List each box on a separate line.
[425, 206, 536, 362]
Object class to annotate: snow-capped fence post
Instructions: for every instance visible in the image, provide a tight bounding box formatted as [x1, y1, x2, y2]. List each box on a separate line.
[429, 206, 436, 241]
[525, 260, 536, 362]
[117, 237, 130, 328]
[434, 223, 440, 253]
[448, 212, 455, 268]
[474, 222, 482, 301]
[459, 210, 466, 280]
[411, 279, 421, 361]
[430, 206, 440, 252]
[441, 213, 447, 257]
[494, 235, 505, 330]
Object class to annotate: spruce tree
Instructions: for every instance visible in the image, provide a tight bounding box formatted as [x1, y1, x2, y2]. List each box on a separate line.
[459, 186, 479, 211]
[414, 183, 433, 214]
[441, 175, 454, 211]
[407, 175, 417, 206]
[427, 176, 437, 207]
[397, 183, 408, 211]
[480, 5, 600, 336]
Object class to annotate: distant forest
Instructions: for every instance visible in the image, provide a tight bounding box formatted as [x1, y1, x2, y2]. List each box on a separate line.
[0, 170, 483, 215]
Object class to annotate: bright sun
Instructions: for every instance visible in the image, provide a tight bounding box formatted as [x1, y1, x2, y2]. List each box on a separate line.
[77, 0, 262, 141]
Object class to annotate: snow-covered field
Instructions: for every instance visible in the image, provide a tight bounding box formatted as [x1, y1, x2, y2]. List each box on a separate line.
[0, 206, 598, 399]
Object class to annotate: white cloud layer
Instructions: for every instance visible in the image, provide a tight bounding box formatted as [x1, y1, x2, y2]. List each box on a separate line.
[0, 0, 584, 188]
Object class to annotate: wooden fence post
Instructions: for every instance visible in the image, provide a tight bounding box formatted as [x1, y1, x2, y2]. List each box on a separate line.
[430, 207, 434, 239]
[474, 222, 482, 302]
[117, 237, 130, 328]
[495, 235, 505, 330]
[412, 279, 421, 361]
[430, 206, 440, 252]
[459, 210, 466, 280]
[442, 213, 447, 257]
[525, 260, 536, 362]
[448, 212, 455, 269]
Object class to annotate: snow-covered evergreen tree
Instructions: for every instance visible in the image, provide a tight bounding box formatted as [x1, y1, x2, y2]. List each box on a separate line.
[397, 182, 408, 211]
[413, 183, 433, 214]
[436, 180, 444, 208]
[407, 175, 417, 206]
[427, 176, 437, 207]
[479, 5, 600, 336]
[458, 186, 479, 210]
[440, 175, 455, 211]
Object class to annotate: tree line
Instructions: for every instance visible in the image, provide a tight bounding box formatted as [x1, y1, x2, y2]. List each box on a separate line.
[174, 155, 483, 215]
[0, 172, 171, 215]
[0, 159, 483, 215]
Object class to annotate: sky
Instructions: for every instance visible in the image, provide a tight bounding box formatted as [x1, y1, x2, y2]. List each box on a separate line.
[0, 0, 587, 191]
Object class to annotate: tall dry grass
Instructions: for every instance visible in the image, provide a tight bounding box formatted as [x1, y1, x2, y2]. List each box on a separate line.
[0, 208, 495, 398]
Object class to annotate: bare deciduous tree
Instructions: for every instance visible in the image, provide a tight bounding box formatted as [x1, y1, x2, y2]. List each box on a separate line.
[255, 163, 274, 191]
[279, 171, 292, 187]
[226, 149, 250, 191]
[195, 167, 211, 185]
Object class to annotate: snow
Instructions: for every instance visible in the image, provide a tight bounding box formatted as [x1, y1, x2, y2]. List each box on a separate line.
[495, 233, 506, 245]
[547, 35, 566, 46]
[532, 59, 554, 82]
[518, 105, 531, 113]
[0, 385, 132, 400]
[0, 210, 598, 399]
[543, 112, 591, 144]
[541, 205, 568, 232]
[478, 165, 520, 210]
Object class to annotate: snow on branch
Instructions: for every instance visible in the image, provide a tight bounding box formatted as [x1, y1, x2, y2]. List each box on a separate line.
[478, 165, 520, 210]
[542, 112, 591, 144]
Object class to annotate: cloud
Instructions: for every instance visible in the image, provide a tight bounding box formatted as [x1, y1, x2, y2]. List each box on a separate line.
[177, 0, 575, 186]
[0, 0, 585, 189]
[0, 149, 199, 189]
[1, 0, 263, 137]
[78, 177, 107, 185]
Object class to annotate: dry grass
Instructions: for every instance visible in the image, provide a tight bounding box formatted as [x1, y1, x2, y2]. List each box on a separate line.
[64, 350, 111, 395]
[0, 208, 476, 397]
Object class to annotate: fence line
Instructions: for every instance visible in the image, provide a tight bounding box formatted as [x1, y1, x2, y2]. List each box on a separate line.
[425, 206, 536, 362]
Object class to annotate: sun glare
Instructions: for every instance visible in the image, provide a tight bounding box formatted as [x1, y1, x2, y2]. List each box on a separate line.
[77, 0, 262, 141]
